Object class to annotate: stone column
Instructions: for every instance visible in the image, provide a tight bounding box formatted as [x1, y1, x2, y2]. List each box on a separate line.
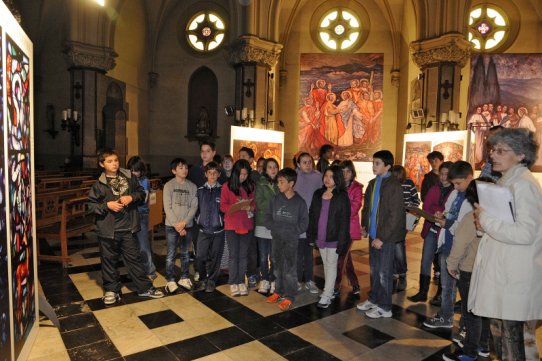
[410, 34, 471, 131]
[64, 41, 117, 168]
[227, 35, 282, 129]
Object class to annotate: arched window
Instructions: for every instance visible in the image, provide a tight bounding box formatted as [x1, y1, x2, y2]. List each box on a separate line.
[468, 5, 509, 51]
[186, 11, 225, 52]
[317, 8, 362, 51]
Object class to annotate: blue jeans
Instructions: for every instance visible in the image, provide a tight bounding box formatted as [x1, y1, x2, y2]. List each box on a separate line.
[257, 237, 274, 281]
[368, 240, 395, 312]
[420, 231, 438, 276]
[135, 212, 156, 277]
[165, 226, 190, 282]
[393, 240, 407, 276]
[439, 251, 456, 320]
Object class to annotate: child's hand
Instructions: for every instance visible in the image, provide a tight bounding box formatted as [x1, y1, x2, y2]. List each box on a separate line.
[448, 268, 459, 280]
[361, 227, 368, 238]
[107, 201, 124, 212]
[174, 221, 186, 233]
[179, 229, 187, 236]
[118, 195, 133, 206]
[371, 238, 383, 249]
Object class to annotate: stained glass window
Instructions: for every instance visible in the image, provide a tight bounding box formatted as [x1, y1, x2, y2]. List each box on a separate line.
[469, 5, 509, 51]
[318, 8, 361, 51]
[186, 12, 225, 52]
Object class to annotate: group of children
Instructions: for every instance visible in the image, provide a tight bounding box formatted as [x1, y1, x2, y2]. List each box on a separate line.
[87, 141, 490, 353]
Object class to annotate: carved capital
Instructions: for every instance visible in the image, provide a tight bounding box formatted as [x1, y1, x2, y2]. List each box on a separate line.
[227, 35, 283, 67]
[64, 41, 118, 72]
[410, 33, 472, 70]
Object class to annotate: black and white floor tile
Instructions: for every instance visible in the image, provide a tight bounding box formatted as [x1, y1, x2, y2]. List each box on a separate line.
[30, 229, 540, 361]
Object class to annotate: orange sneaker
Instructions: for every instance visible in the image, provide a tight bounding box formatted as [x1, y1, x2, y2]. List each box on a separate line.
[278, 299, 292, 311]
[266, 293, 281, 303]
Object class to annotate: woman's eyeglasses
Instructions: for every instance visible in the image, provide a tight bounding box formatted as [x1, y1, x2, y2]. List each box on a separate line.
[489, 147, 514, 155]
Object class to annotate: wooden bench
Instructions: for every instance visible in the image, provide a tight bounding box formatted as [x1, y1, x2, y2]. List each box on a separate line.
[36, 176, 93, 193]
[36, 187, 91, 228]
[37, 196, 95, 267]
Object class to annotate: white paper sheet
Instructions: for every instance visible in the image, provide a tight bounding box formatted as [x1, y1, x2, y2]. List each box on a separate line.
[476, 181, 515, 223]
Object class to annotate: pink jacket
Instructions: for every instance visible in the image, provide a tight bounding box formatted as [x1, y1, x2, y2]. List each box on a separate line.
[420, 184, 452, 238]
[347, 180, 364, 240]
[220, 183, 255, 231]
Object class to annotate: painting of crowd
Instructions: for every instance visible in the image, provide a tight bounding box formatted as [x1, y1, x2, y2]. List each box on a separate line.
[298, 53, 384, 162]
[468, 53, 542, 170]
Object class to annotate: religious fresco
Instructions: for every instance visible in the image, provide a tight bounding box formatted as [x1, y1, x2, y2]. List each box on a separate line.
[433, 141, 464, 163]
[468, 54, 542, 171]
[403, 141, 431, 191]
[6, 34, 34, 358]
[233, 139, 283, 168]
[0, 27, 12, 361]
[299, 53, 384, 161]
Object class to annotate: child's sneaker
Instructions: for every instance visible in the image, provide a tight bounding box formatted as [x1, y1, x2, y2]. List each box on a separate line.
[278, 299, 293, 311]
[102, 291, 121, 306]
[331, 288, 340, 299]
[258, 280, 270, 294]
[178, 278, 193, 291]
[365, 307, 392, 319]
[452, 328, 466, 347]
[423, 314, 453, 328]
[352, 285, 360, 295]
[239, 283, 248, 296]
[165, 281, 179, 294]
[205, 280, 216, 293]
[317, 296, 332, 309]
[356, 299, 377, 311]
[138, 287, 165, 299]
[248, 275, 258, 289]
[266, 293, 281, 303]
[477, 345, 490, 358]
[306, 281, 319, 294]
[297, 282, 303, 291]
[442, 349, 477, 361]
[230, 284, 240, 297]
[269, 281, 276, 294]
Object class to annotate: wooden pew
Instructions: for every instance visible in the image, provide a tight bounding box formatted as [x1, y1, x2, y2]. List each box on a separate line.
[36, 175, 93, 193]
[37, 196, 95, 268]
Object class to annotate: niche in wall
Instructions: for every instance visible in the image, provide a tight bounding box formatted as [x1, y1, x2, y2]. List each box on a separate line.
[187, 66, 218, 141]
[102, 80, 127, 165]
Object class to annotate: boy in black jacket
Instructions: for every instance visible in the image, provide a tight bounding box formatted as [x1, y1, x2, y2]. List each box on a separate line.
[265, 168, 309, 311]
[195, 161, 225, 293]
[88, 149, 164, 306]
[357, 150, 405, 318]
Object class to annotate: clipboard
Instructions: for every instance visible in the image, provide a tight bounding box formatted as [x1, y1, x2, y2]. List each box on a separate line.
[405, 205, 438, 223]
[476, 181, 515, 223]
[228, 198, 252, 214]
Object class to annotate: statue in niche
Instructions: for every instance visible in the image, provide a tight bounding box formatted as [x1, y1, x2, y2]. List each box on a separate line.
[196, 106, 210, 135]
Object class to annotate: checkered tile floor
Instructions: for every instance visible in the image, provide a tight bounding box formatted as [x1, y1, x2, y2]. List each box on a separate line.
[31, 228, 519, 361]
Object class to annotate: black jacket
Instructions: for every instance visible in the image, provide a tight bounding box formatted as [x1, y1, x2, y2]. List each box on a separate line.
[307, 188, 351, 255]
[196, 183, 224, 234]
[361, 175, 406, 243]
[87, 168, 145, 239]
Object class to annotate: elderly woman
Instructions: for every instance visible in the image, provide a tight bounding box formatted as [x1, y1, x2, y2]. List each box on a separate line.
[470, 128, 542, 361]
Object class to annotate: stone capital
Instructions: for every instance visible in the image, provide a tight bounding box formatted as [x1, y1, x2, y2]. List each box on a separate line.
[410, 33, 472, 70]
[390, 69, 400, 88]
[227, 35, 283, 67]
[64, 41, 118, 72]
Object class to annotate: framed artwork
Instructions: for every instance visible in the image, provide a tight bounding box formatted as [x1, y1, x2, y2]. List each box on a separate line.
[468, 54, 542, 171]
[299, 53, 384, 161]
[230, 126, 284, 168]
[403, 131, 470, 190]
[0, 2, 37, 360]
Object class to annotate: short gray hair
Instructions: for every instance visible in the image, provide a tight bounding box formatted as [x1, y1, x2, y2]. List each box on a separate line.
[487, 128, 539, 168]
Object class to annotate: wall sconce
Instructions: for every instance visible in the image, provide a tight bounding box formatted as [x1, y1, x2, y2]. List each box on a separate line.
[261, 118, 284, 129]
[45, 103, 59, 138]
[61, 108, 81, 146]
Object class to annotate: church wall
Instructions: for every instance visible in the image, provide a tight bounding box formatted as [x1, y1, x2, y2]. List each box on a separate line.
[278, 0, 398, 164]
[107, 0, 148, 166]
[148, 1, 236, 176]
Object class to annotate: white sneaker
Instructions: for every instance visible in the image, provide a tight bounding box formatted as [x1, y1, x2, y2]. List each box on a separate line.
[297, 282, 303, 291]
[258, 280, 270, 294]
[270, 281, 276, 294]
[365, 307, 392, 319]
[317, 295, 332, 309]
[165, 281, 179, 294]
[102, 291, 121, 305]
[305, 281, 319, 294]
[356, 299, 377, 311]
[230, 284, 240, 297]
[239, 283, 248, 296]
[178, 278, 193, 291]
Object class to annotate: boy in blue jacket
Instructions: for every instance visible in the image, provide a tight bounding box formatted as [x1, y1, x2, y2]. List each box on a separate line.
[195, 161, 225, 292]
